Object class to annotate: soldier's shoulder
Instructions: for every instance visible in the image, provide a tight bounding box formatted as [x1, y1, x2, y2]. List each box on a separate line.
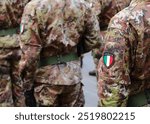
[24, 0, 39, 9]
[23, 0, 45, 16]
[111, 2, 147, 24]
[107, 7, 131, 31]
[111, 6, 131, 23]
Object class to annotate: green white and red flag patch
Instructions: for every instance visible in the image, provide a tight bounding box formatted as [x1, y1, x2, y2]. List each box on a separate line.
[103, 52, 114, 68]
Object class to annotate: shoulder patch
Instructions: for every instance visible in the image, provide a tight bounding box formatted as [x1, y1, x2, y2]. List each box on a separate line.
[103, 52, 115, 68]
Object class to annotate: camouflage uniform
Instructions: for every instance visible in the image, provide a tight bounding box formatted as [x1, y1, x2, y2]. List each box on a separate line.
[0, 0, 30, 107]
[19, 0, 100, 107]
[97, 0, 150, 107]
[87, 0, 131, 76]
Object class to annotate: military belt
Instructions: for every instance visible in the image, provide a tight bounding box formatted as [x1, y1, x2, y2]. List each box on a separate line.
[0, 27, 19, 37]
[127, 89, 150, 107]
[39, 53, 79, 67]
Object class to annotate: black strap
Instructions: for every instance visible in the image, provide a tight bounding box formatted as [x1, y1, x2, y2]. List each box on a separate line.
[145, 89, 150, 104]
[39, 53, 79, 67]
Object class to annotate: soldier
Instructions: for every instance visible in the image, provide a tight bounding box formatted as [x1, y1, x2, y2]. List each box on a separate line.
[87, 0, 131, 76]
[19, 0, 100, 107]
[97, 0, 150, 107]
[0, 0, 30, 107]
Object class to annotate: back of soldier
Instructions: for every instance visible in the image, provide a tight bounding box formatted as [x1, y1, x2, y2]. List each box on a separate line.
[0, 0, 30, 107]
[19, 0, 100, 107]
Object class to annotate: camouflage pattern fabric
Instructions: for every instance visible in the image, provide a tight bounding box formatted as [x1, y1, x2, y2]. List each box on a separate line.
[86, 0, 131, 70]
[92, 31, 106, 67]
[85, 0, 101, 18]
[0, 0, 30, 107]
[19, 0, 100, 107]
[35, 83, 85, 107]
[97, 0, 150, 107]
[99, 0, 132, 30]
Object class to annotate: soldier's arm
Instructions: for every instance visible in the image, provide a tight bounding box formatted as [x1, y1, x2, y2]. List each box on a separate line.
[19, 2, 42, 89]
[82, 6, 101, 53]
[97, 14, 133, 107]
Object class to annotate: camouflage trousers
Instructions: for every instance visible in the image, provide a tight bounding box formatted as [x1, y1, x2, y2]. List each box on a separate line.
[11, 57, 26, 107]
[34, 83, 85, 107]
[0, 74, 26, 107]
[12, 83, 26, 107]
[0, 74, 14, 107]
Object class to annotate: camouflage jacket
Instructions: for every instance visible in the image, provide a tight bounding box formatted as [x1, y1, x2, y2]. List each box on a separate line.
[99, 0, 131, 30]
[0, 0, 30, 67]
[85, 0, 131, 30]
[0, 0, 30, 29]
[85, 0, 131, 61]
[97, 0, 150, 106]
[19, 0, 100, 86]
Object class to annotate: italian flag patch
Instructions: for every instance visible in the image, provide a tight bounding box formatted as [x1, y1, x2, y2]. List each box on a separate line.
[103, 52, 114, 68]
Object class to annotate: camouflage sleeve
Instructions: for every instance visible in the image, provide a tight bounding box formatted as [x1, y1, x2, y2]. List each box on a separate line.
[19, 2, 42, 90]
[82, 6, 101, 53]
[97, 14, 133, 106]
